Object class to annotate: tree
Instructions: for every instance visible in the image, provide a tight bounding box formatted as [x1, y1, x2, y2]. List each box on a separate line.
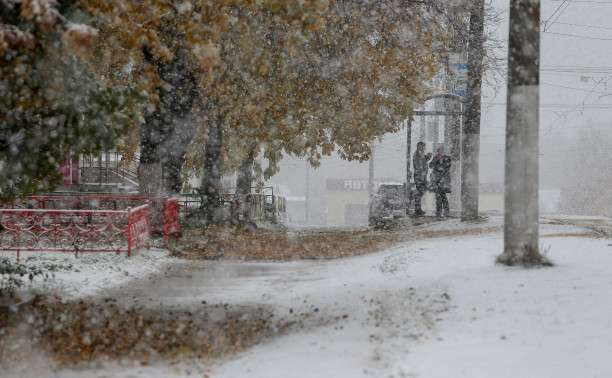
[235, 141, 258, 222]
[84, 1, 449, 221]
[84, 1, 206, 196]
[137, 47, 199, 196]
[0, 0, 140, 201]
[83, 1, 332, 198]
[182, 0, 451, 220]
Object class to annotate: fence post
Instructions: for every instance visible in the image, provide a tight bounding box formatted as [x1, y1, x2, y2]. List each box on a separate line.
[127, 207, 132, 257]
[163, 197, 168, 248]
[145, 204, 151, 251]
[17, 220, 21, 262]
[232, 199, 238, 223]
[202, 194, 207, 234]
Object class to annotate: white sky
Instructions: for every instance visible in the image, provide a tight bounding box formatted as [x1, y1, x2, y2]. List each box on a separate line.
[482, 0, 612, 185]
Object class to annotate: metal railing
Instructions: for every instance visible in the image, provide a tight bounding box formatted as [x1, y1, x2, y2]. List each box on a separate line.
[2, 190, 286, 233]
[25, 196, 179, 247]
[20, 192, 203, 233]
[219, 192, 286, 222]
[0, 204, 150, 260]
[178, 194, 207, 230]
[79, 151, 139, 189]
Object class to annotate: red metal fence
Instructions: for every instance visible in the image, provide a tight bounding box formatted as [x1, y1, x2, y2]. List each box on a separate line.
[0, 199, 27, 209]
[25, 196, 179, 247]
[128, 204, 151, 254]
[0, 204, 150, 260]
[163, 197, 180, 247]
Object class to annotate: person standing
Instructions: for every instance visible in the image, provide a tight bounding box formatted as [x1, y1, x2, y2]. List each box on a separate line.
[429, 146, 451, 217]
[412, 141, 432, 216]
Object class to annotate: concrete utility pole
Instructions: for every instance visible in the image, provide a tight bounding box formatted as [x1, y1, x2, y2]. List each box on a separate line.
[498, 0, 550, 266]
[461, 0, 485, 221]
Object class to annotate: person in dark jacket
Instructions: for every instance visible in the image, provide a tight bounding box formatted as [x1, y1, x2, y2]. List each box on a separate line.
[412, 141, 432, 216]
[429, 146, 451, 216]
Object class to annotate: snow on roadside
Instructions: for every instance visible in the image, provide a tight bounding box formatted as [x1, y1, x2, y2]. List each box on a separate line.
[414, 212, 598, 238]
[395, 233, 612, 378]
[1, 247, 172, 300]
[209, 215, 612, 378]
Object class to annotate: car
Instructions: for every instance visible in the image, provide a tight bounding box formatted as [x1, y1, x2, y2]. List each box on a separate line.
[368, 183, 412, 226]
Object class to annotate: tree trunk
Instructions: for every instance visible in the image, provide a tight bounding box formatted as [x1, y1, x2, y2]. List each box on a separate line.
[461, 0, 485, 221]
[138, 48, 198, 197]
[137, 163, 162, 197]
[201, 118, 224, 223]
[160, 114, 198, 196]
[497, 0, 551, 267]
[235, 141, 258, 221]
[138, 110, 164, 197]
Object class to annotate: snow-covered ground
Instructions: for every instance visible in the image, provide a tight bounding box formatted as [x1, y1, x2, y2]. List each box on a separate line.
[1, 247, 172, 301]
[207, 216, 612, 378]
[4, 214, 612, 378]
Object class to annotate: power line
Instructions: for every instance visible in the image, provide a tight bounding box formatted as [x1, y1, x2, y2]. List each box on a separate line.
[545, 74, 612, 133]
[550, 21, 612, 30]
[547, 0, 612, 3]
[543, 0, 572, 31]
[544, 0, 568, 26]
[483, 102, 612, 108]
[493, 66, 612, 74]
[542, 64, 612, 68]
[542, 30, 612, 41]
[541, 82, 612, 95]
[542, 67, 612, 73]
[541, 72, 608, 79]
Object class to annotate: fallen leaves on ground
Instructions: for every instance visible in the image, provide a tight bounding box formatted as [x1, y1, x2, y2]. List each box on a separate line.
[182, 226, 396, 260]
[180, 217, 499, 261]
[0, 296, 298, 370]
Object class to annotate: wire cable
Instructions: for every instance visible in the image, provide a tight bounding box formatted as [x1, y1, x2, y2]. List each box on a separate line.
[542, 31, 612, 41]
[543, 0, 571, 31]
[546, 0, 573, 31]
[549, 21, 612, 30]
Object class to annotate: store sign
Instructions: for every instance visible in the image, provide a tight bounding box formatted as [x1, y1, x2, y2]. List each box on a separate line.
[326, 178, 404, 192]
[343, 180, 370, 191]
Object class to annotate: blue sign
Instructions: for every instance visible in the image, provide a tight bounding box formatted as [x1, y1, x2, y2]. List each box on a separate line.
[452, 63, 467, 98]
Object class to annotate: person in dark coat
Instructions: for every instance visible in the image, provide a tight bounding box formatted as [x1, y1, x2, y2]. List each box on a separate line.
[429, 146, 451, 216]
[412, 141, 432, 215]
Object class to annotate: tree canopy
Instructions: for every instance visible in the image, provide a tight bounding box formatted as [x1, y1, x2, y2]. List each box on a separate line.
[2, 0, 457, 200]
[182, 0, 452, 189]
[0, 0, 141, 201]
[81, 0, 335, 195]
